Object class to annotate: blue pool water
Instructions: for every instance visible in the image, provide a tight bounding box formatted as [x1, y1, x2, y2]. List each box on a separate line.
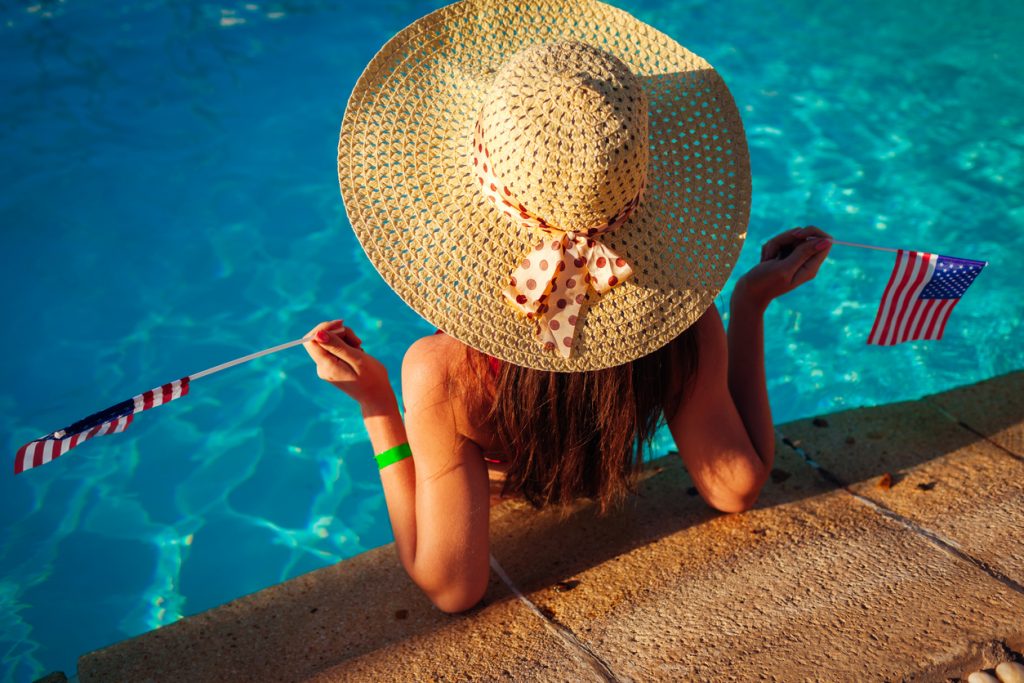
[2, 0, 1022, 679]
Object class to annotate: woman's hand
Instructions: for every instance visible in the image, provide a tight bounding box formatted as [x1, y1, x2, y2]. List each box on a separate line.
[303, 320, 396, 415]
[735, 225, 833, 312]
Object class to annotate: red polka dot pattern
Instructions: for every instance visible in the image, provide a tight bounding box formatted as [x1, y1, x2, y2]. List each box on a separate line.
[476, 119, 640, 359]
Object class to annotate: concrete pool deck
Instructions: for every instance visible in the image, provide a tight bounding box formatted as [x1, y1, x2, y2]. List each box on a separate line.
[72, 371, 1024, 682]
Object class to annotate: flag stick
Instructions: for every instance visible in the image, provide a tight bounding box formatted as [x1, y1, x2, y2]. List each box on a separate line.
[826, 239, 899, 254]
[824, 239, 988, 266]
[189, 336, 314, 381]
[15, 334, 317, 473]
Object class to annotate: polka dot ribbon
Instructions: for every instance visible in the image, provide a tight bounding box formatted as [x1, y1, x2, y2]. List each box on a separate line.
[472, 120, 642, 358]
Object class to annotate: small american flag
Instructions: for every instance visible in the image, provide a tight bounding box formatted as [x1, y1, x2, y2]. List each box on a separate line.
[867, 250, 986, 346]
[14, 378, 189, 474]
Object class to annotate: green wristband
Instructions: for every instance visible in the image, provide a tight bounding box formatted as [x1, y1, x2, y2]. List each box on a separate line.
[375, 442, 412, 470]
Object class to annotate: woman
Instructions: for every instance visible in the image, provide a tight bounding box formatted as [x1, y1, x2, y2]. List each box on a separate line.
[304, 226, 830, 613]
[304, 6, 833, 613]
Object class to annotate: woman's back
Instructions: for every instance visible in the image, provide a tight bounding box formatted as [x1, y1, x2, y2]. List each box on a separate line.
[439, 334, 691, 511]
[404, 304, 755, 515]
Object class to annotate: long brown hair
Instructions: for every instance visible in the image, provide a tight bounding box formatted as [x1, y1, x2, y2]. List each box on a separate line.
[457, 329, 699, 517]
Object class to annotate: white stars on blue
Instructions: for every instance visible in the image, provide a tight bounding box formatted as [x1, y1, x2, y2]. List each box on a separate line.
[920, 255, 986, 300]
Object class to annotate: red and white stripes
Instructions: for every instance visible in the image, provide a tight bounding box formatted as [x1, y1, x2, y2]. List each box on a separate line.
[14, 377, 189, 475]
[14, 414, 134, 474]
[867, 250, 958, 346]
[131, 377, 189, 413]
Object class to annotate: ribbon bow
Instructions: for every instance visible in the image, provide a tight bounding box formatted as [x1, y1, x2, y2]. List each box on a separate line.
[473, 121, 640, 358]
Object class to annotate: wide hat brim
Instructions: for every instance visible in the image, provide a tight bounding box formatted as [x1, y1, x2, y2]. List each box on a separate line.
[338, 0, 751, 371]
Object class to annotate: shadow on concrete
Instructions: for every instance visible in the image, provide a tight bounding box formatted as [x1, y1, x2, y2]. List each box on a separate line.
[78, 372, 1023, 682]
[922, 370, 1024, 460]
[777, 370, 1024, 491]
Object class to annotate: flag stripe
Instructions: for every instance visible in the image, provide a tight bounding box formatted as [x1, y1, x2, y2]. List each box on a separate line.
[934, 298, 959, 340]
[880, 250, 920, 345]
[16, 444, 28, 474]
[14, 378, 185, 474]
[904, 298, 928, 341]
[891, 253, 937, 344]
[868, 249, 911, 345]
[875, 250, 919, 346]
[917, 298, 944, 340]
[918, 300, 942, 340]
[880, 251, 919, 345]
[909, 299, 939, 341]
[866, 254, 901, 344]
[929, 299, 953, 340]
[910, 260, 944, 342]
[22, 443, 36, 472]
[14, 444, 28, 475]
[886, 252, 932, 345]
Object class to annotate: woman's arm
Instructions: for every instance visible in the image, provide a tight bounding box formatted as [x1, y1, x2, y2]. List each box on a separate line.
[666, 225, 832, 512]
[304, 325, 490, 613]
[728, 224, 833, 467]
[726, 282, 774, 471]
[395, 337, 491, 612]
[666, 306, 767, 512]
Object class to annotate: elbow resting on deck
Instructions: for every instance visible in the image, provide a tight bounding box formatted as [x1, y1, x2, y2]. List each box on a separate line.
[427, 581, 489, 614]
[705, 445, 773, 514]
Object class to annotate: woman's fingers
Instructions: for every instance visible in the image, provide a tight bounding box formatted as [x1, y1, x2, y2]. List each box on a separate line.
[305, 340, 354, 378]
[798, 225, 831, 241]
[314, 329, 364, 368]
[781, 235, 826, 274]
[760, 228, 802, 262]
[793, 242, 831, 285]
[341, 326, 363, 349]
[304, 319, 344, 341]
[303, 320, 353, 377]
[783, 233, 832, 286]
[304, 332, 354, 373]
[760, 225, 833, 263]
[302, 320, 393, 409]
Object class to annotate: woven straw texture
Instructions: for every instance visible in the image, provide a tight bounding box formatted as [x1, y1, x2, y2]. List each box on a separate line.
[477, 41, 647, 235]
[338, 0, 751, 371]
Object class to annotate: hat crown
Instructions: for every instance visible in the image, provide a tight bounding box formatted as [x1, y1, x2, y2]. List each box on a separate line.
[478, 41, 649, 233]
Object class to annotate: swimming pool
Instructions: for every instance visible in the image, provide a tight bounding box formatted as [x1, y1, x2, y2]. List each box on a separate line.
[2, 0, 1021, 679]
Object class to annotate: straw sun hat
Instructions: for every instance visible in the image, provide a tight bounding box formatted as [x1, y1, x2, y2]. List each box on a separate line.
[338, 0, 751, 371]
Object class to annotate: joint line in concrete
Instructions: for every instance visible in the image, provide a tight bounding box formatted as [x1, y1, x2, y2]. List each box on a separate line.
[924, 399, 1024, 463]
[776, 430, 1024, 598]
[489, 553, 621, 683]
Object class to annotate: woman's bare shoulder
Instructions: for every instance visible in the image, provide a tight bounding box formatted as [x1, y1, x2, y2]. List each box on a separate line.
[404, 331, 463, 365]
[402, 333, 491, 445]
[402, 332, 468, 389]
